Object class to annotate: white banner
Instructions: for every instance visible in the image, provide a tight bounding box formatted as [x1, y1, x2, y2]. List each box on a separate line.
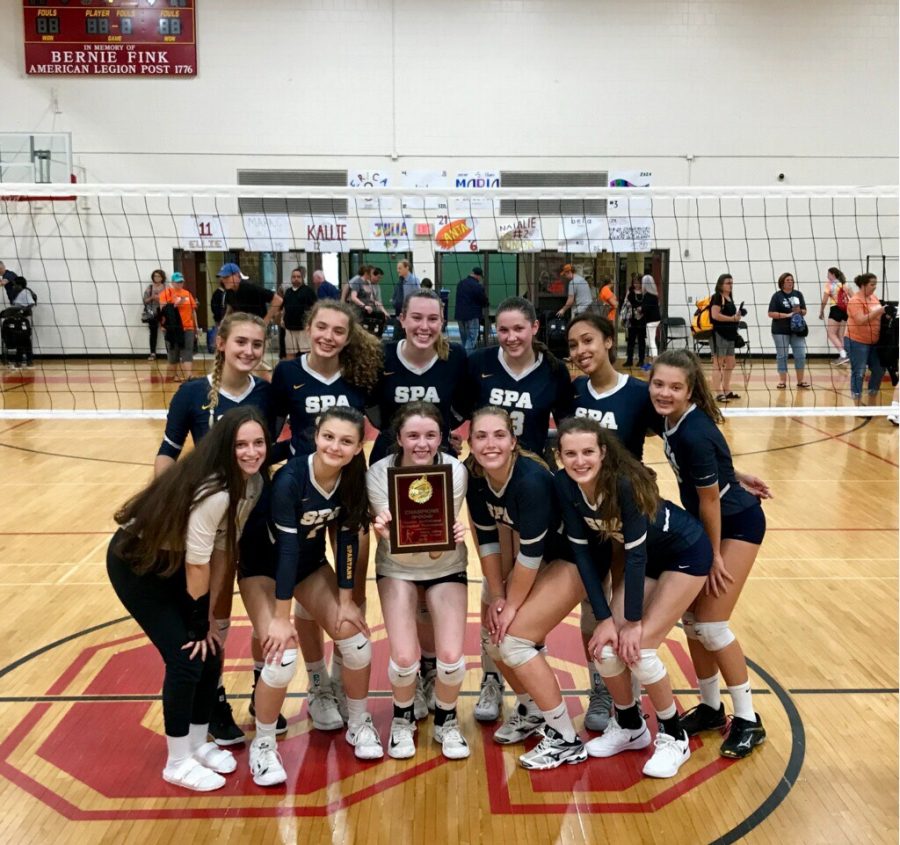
[302, 216, 350, 252]
[180, 215, 226, 250]
[348, 169, 395, 212]
[608, 217, 654, 252]
[498, 216, 543, 252]
[609, 170, 653, 188]
[434, 217, 479, 252]
[451, 170, 500, 213]
[401, 169, 449, 212]
[242, 214, 292, 251]
[367, 218, 414, 252]
[557, 216, 610, 253]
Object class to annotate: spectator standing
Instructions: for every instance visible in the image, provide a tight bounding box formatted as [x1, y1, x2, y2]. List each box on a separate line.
[159, 272, 198, 382]
[623, 275, 646, 367]
[348, 265, 390, 323]
[556, 264, 593, 317]
[709, 273, 744, 402]
[641, 275, 661, 368]
[392, 260, 420, 315]
[818, 266, 850, 365]
[281, 267, 317, 359]
[0, 261, 17, 285]
[767, 272, 809, 390]
[218, 263, 282, 324]
[313, 269, 340, 301]
[144, 269, 167, 361]
[845, 272, 886, 406]
[599, 278, 619, 323]
[455, 267, 489, 353]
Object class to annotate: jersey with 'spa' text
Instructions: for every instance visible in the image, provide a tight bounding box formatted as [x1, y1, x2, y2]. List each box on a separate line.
[466, 346, 574, 455]
[271, 454, 359, 600]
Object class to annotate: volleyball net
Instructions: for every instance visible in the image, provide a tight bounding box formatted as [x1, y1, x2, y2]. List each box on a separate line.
[0, 182, 896, 419]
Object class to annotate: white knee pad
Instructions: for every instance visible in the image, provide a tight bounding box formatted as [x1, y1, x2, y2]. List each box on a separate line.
[694, 621, 736, 652]
[387, 658, 420, 687]
[294, 600, 314, 621]
[595, 644, 626, 678]
[336, 632, 372, 670]
[681, 611, 699, 640]
[632, 648, 667, 687]
[499, 635, 539, 669]
[215, 618, 230, 646]
[260, 648, 298, 689]
[483, 638, 503, 664]
[580, 600, 598, 637]
[437, 657, 467, 686]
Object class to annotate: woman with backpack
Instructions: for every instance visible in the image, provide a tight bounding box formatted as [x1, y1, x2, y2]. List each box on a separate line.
[818, 267, 850, 365]
[767, 272, 809, 389]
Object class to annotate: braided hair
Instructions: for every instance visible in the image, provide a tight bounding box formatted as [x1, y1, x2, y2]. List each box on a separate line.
[206, 312, 267, 429]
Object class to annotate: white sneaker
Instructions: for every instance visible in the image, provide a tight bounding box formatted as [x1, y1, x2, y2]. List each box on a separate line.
[474, 675, 504, 722]
[642, 730, 690, 778]
[192, 741, 236, 774]
[249, 736, 287, 786]
[493, 704, 544, 745]
[307, 683, 344, 731]
[888, 414, 900, 426]
[585, 715, 651, 758]
[162, 758, 225, 792]
[518, 726, 587, 770]
[346, 714, 384, 760]
[413, 674, 428, 721]
[387, 717, 417, 759]
[434, 719, 470, 760]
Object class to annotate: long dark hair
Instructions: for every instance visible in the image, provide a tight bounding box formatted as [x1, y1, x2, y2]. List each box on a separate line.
[650, 349, 724, 424]
[113, 406, 270, 577]
[715, 273, 733, 297]
[567, 311, 616, 365]
[828, 267, 846, 285]
[497, 296, 563, 372]
[315, 406, 369, 531]
[557, 417, 659, 531]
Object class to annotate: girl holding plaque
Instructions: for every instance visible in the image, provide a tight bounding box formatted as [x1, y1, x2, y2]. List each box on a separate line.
[366, 402, 470, 760]
[465, 406, 588, 771]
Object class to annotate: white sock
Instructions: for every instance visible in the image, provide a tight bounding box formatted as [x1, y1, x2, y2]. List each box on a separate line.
[188, 723, 208, 751]
[542, 701, 576, 743]
[346, 696, 367, 727]
[656, 702, 677, 721]
[165, 734, 193, 769]
[631, 672, 642, 704]
[727, 680, 755, 721]
[698, 674, 721, 710]
[306, 658, 327, 688]
[255, 718, 278, 743]
[480, 626, 500, 677]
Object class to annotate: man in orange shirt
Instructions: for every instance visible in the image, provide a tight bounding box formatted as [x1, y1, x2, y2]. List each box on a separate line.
[158, 272, 199, 382]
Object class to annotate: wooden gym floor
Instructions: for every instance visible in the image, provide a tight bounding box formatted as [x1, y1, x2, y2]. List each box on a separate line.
[0, 357, 896, 844]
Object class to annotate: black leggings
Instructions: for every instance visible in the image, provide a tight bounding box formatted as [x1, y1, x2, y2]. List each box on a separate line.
[626, 321, 646, 364]
[148, 318, 160, 355]
[106, 533, 221, 738]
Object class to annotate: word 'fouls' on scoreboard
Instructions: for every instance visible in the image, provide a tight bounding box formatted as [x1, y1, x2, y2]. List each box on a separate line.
[23, 0, 197, 77]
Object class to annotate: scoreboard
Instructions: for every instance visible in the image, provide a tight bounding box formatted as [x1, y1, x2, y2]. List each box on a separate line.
[23, 0, 196, 77]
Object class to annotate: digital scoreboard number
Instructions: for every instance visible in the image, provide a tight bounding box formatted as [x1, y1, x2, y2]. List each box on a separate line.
[23, 0, 197, 77]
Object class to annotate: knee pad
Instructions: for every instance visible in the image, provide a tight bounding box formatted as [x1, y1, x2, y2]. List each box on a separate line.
[387, 658, 420, 687]
[294, 600, 314, 622]
[215, 618, 230, 646]
[483, 638, 503, 664]
[499, 635, 539, 669]
[260, 648, 298, 689]
[580, 599, 598, 637]
[595, 644, 626, 679]
[632, 648, 667, 687]
[336, 632, 372, 671]
[480, 577, 490, 606]
[437, 657, 467, 686]
[694, 621, 736, 652]
[681, 611, 699, 641]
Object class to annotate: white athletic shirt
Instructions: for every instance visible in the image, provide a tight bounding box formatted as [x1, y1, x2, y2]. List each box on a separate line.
[366, 452, 468, 580]
[185, 473, 262, 565]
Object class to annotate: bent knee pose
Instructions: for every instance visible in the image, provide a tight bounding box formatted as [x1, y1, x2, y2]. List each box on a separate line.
[271, 301, 382, 728]
[650, 349, 768, 759]
[248, 408, 380, 786]
[465, 406, 586, 769]
[466, 297, 575, 721]
[555, 418, 709, 778]
[108, 406, 269, 791]
[367, 402, 470, 760]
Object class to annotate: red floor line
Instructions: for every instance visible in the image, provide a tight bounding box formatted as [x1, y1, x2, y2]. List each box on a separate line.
[791, 416, 900, 468]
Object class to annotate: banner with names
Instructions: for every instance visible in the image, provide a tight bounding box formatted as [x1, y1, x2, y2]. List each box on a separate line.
[451, 170, 500, 213]
[180, 215, 226, 250]
[302, 216, 350, 252]
[348, 169, 395, 212]
[557, 216, 610, 253]
[242, 214, 293, 251]
[367, 218, 414, 252]
[434, 217, 479, 253]
[498, 216, 543, 252]
[401, 169, 449, 212]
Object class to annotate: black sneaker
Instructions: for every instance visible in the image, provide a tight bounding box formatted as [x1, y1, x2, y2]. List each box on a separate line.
[720, 714, 766, 759]
[210, 685, 246, 746]
[679, 703, 727, 736]
[249, 680, 289, 736]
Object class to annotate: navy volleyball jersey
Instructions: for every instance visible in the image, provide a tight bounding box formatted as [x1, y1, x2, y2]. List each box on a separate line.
[271, 354, 369, 457]
[467, 346, 574, 455]
[370, 340, 469, 460]
[467, 455, 568, 570]
[270, 454, 359, 601]
[555, 470, 705, 622]
[157, 375, 274, 459]
[572, 373, 660, 461]
[662, 404, 759, 517]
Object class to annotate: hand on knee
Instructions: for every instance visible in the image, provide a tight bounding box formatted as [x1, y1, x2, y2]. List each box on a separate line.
[632, 649, 667, 687]
[498, 635, 539, 668]
[694, 621, 735, 652]
[336, 632, 372, 670]
[681, 611, 699, 641]
[260, 648, 298, 689]
[483, 638, 503, 664]
[595, 644, 626, 679]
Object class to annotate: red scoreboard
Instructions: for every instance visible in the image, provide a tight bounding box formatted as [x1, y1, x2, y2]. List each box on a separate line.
[23, 0, 197, 77]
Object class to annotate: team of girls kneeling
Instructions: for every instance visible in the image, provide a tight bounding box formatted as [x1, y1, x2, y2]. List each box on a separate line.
[109, 299, 768, 790]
